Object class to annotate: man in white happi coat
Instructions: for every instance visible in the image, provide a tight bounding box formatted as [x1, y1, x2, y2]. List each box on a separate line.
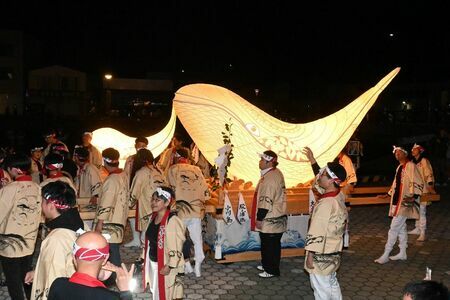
[94, 148, 129, 285]
[374, 146, 424, 264]
[80, 132, 103, 169]
[303, 147, 348, 300]
[408, 143, 436, 242]
[167, 148, 210, 277]
[123, 136, 148, 248]
[251, 150, 287, 279]
[0, 154, 42, 300]
[25, 181, 84, 300]
[73, 146, 102, 203]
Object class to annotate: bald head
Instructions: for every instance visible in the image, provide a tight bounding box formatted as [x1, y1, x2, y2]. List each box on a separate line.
[76, 231, 108, 249]
[73, 231, 110, 277]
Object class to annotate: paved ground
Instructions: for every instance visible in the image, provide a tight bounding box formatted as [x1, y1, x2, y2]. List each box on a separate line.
[1, 186, 449, 299]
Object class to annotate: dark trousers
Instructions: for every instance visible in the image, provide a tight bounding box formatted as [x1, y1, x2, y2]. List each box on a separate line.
[104, 243, 122, 286]
[259, 232, 283, 276]
[0, 255, 32, 300]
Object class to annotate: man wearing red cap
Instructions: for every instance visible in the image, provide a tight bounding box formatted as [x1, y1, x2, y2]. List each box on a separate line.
[408, 144, 436, 242]
[251, 150, 287, 278]
[374, 146, 424, 264]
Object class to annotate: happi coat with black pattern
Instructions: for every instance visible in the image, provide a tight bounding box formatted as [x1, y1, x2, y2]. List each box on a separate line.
[304, 192, 347, 275]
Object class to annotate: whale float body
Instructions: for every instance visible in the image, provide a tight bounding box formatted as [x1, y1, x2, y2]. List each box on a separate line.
[173, 68, 400, 187]
[91, 108, 177, 167]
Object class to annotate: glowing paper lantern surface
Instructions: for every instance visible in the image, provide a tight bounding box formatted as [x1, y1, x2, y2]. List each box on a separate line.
[173, 68, 400, 187]
[91, 108, 176, 167]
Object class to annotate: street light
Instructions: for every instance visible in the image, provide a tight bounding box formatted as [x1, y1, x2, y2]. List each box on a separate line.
[104, 74, 113, 114]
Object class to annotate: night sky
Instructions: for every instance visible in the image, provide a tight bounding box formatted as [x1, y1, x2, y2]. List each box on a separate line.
[1, 1, 449, 89]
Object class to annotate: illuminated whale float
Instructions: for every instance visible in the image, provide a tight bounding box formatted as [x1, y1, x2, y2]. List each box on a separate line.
[173, 68, 400, 187]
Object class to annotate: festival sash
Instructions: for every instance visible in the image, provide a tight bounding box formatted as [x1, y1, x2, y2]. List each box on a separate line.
[134, 201, 140, 231]
[393, 164, 406, 217]
[157, 210, 170, 300]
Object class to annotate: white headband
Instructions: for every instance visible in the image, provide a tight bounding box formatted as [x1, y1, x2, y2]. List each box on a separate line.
[155, 187, 171, 201]
[103, 157, 119, 164]
[392, 145, 408, 154]
[83, 132, 93, 137]
[258, 153, 274, 162]
[46, 163, 63, 170]
[31, 147, 43, 152]
[412, 143, 425, 153]
[325, 166, 342, 184]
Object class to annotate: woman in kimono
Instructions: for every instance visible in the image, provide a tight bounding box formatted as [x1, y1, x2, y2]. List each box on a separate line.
[143, 186, 185, 300]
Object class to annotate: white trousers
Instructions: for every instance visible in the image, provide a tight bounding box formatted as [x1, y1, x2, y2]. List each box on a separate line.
[414, 203, 427, 233]
[183, 218, 205, 264]
[385, 215, 408, 253]
[149, 260, 159, 300]
[129, 218, 140, 238]
[310, 272, 342, 300]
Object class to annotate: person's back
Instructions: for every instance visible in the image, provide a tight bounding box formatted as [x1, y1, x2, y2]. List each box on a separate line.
[28, 182, 84, 300]
[48, 277, 128, 300]
[167, 162, 209, 219]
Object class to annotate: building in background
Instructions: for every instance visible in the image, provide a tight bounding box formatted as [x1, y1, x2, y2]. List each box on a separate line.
[102, 74, 173, 119]
[27, 65, 88, 116]
[0, 30, 24, 115]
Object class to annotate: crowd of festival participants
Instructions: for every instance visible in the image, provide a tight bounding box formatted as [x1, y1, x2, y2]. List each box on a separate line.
[0, 128, 447, 300]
